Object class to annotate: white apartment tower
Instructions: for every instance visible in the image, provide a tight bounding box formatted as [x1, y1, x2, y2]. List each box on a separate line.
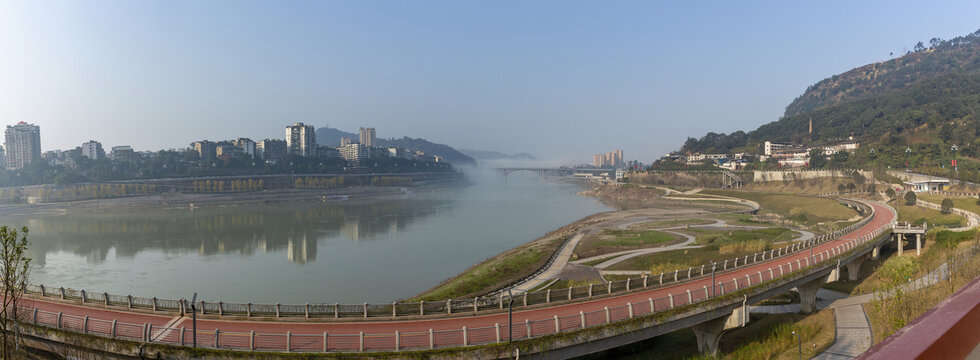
[80, 140, 105, 160]
[286, 122, 317, 157]
[5, 122, 41, 170]
[359, 127, 376, 147]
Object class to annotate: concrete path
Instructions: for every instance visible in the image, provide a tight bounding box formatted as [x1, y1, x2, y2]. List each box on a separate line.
[916, 199, 980, 232]
[509, 232, 587, 293]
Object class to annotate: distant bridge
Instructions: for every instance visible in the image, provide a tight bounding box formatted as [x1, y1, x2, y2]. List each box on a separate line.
[495, 167, 616, 178]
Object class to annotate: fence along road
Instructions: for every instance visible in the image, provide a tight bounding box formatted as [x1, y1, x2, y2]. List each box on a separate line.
[20, 199, 896, 355]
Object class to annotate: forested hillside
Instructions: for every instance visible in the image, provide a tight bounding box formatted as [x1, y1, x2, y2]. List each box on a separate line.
[683, 28, 980, 156]
[316, 127, 476, 166]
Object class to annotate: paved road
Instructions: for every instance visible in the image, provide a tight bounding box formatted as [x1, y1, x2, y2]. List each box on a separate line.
[21, 199, 895, 353]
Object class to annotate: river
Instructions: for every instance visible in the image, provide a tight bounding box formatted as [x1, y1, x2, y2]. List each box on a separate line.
[5, 169, 613, 304]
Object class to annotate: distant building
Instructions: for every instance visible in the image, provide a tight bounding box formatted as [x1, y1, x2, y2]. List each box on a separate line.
[233, 138, 256, 158]
[764, 141, 794, 156]
[192, 140, 217, 163]
[5, 122, 41, 170]
[340, 137, 353, 147]
[110, 146, 136, 161]
[388, 147, 413, 159]
[368, 146, 389, 159]
[286, 122, 317, 157]
[317, 146, 340, 158]
[80, 140, 105, 160]
[339, 143, 368, 164]
[216, 143, 242, 160]
[359, 127, 376, 147]
[593, 150, 624, 168]
[0, 146, 5, 168]
[256, 139, 286, 163]
[904, 179, 950, 192]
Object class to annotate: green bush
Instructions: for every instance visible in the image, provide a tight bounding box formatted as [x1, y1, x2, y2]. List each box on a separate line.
[886, 188, 896, 199]
[905, 191, 917, 206]
[941, 198, 954, 214]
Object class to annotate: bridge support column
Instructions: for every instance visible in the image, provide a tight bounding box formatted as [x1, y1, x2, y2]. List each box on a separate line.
[916, 234, 921, 256]
[846, 256, 866, 281]
[872, 244, 881, 260]
[692, 296, 749, 357]
[797, 268, 836, 314]
[896, 233, 904, 256]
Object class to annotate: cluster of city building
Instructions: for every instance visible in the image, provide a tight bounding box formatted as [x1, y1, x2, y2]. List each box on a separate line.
[592, 150, 624, 168]
[660, 139, 861, 170]
[2, 121, 442, 171]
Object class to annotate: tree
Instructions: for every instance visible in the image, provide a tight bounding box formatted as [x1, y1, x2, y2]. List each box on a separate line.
[867, 184, 877, 193]
[941, 198, 954, 214]
[914, 41, 926, 52]
[847, 183, 856, 191]
[838, 184, 847, 192]
[0, 226, 31, 358]
[886, 188, 896, 199]
[808, 149, 827, 169]
[905, 191, 917, 206]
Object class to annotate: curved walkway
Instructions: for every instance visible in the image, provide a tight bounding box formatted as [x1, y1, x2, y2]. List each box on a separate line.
[20, 200, 896, 355]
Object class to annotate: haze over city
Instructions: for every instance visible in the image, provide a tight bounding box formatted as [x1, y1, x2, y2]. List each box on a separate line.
[3, 0, 980, 164]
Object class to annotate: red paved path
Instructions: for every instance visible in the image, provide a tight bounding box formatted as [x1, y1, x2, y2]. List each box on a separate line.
[24, 200, 895, 351]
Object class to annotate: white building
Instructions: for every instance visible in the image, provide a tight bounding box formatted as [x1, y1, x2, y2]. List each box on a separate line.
[5, 122, 41, 170]
[764, 141, 794, 156]
[80, 140, 105, 160]
[233, 138, 256, 158]
[110, 146, 135, 161]
[339, 143, 368, 164]
[286, 122, 317, 157]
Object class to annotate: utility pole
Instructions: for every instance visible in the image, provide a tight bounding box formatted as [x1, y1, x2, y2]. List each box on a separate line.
[905, 147, 912, 171]
[951, 144, 958, 173]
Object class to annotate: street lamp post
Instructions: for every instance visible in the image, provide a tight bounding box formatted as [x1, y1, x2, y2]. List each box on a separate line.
[791, 330, 802, 360]
[952, 144, 958, 173]
[507, 287, 514, 343]
[905, 146, 912, 171]
[708, 260, 717, 297]
[191, 292, 198, 348]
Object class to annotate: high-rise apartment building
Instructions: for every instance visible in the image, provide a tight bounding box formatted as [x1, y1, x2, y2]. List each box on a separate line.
[592, 150, 624, 168]
[359, 127, 376, 147]
[340, 137, 353, 147]
[5, 122, 41, 170]
[80, 140, 105, 160]
[286, 122, 317, 157]
[232, 138, 256, 158]
[110, 146, 135, 161]
[339, 143, 368, 165]
[257, 139, 286, 163]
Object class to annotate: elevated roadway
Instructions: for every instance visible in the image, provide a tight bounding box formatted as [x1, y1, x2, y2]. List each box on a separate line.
[18, 198, 897, 359]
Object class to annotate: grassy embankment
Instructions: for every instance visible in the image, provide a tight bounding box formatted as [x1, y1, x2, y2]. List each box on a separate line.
[702, 190, 859, 232]
[918, 193, 980, 215]
[573, 229, 682, 259]
[891, 201, 966, 228]
[590, 310, 835, 360]
[864, 229, 980, 342]
[629, 218, 715, 230]
[605, 227, 799, 273]
[742, 176, 873, 195]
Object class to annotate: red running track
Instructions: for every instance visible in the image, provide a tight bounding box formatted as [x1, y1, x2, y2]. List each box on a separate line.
[23, 200, 896, 352]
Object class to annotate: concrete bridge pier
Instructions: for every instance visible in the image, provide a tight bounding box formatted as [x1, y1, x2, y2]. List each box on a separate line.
[799, 265, 841, 314]
[692, 296, 749, 356]
[915, 233, 922, 256]
[895, 233, 905, 256]
[871, 244, 881, 260]
[845, 255, 867, 281]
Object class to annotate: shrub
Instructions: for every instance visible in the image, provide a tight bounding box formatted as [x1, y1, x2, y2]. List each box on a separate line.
[941, 198, 954, 214]
[886, 188, 896, 199]
[847, 183, 856, 191]
[837, 184, 846, 192]
[904, 191, 917, 206]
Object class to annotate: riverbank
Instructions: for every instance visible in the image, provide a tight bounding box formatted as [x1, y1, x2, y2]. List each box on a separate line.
[0, 176, 466, 218]
[409, 183, 748, 301]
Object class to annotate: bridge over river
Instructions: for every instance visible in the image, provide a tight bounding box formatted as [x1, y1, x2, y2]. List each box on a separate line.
[17, 197, 916, 359]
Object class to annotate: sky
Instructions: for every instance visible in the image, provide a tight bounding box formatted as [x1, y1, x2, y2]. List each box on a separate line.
[1, 1, 979, 165]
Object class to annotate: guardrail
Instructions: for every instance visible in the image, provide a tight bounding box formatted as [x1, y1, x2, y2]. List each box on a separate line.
[25, 200, 876, 321]
[20, 200, 893, 353]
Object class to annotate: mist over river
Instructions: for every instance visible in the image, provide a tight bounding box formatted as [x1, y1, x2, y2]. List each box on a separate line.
[6, 168, 613, 304]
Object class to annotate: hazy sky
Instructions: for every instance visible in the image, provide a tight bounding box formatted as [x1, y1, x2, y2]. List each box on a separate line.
[1, 1, 979, 164]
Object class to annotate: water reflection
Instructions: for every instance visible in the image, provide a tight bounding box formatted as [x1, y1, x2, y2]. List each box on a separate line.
[21, 199, 451, 267]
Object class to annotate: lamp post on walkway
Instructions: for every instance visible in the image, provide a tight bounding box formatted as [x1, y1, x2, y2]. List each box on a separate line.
[792, 330, 801, 360]
[905, 146, 912, 171]
[951, 144, 958, 173]
[191, 292, 198, 348]
[708, 260, 717, 297]
[507, 287, 514, 343]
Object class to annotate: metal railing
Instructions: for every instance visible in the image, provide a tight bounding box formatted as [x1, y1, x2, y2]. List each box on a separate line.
[25, 200, 877, 320]
[22, 210, 894, 353]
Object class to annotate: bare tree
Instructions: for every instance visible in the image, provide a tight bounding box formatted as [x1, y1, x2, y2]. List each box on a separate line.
[0, 226, 31, 359]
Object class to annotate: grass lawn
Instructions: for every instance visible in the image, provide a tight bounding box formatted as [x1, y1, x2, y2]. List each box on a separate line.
[590, 310, 835, 360]
[409, 237, 560, 301]
[702, 189, 858, 229]
[918, 193, 980, 216]
[574, 229, 682, 259]
[893, 202, 966, 228]
[714, 213, 776, 226]
[681, 227, 800, 246]
[630, 218, 715, 229]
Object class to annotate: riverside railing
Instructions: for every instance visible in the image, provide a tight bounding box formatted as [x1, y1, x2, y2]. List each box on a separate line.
[20, 209, 893, 353]
[24, 199, 878, 320]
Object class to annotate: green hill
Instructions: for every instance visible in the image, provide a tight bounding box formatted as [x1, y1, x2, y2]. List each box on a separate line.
[681, 29, 980, 161]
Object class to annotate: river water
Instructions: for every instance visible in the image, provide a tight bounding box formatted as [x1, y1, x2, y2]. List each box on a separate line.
[7, 169, 613, 304]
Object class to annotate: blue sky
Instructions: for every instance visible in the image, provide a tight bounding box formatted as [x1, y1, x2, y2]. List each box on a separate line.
[1, 1, 979, 164]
